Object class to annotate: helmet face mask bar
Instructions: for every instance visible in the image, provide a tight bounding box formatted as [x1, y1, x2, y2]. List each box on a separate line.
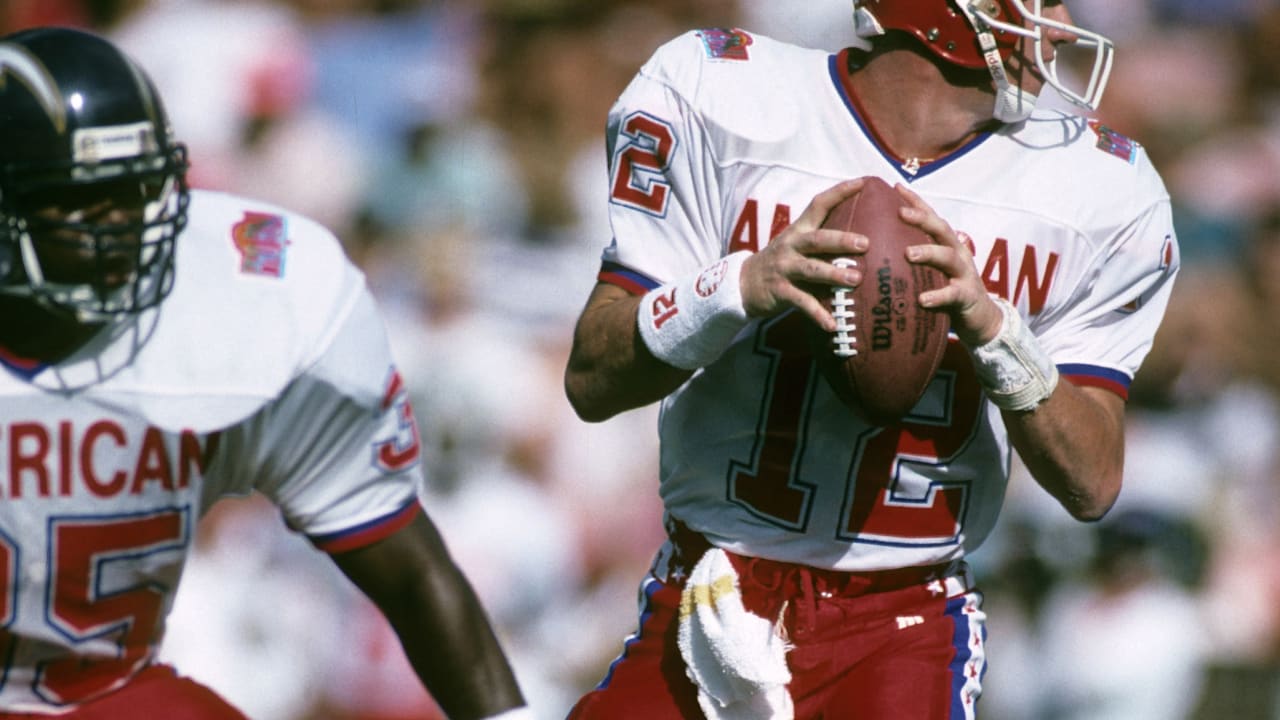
[4, 145, 189, 323]
[853, 0, 1115, 122]
[963, 0, 1114, 117]
[0, 28, 191, 324]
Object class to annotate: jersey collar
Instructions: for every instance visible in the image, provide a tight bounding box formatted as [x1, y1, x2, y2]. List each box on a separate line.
[829, 50, 993, 182]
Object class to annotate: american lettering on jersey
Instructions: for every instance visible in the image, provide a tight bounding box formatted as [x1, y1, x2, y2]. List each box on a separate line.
[729, 199, 792, 254]
[730, 196, 1061, 315]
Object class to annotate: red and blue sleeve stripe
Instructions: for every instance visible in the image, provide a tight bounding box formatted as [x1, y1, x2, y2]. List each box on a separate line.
[310, 499, 421, 554]
[599, 260, 659, 296]
[1059, 364, 1131, 400]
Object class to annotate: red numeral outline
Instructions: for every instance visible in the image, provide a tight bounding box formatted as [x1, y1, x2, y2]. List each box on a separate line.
[730, 313, 985, 546]
[610, 112, 677, 216]
[0, 509, 188, 704]
[0, 530, 17, 690]
[728, 314, 819, 531]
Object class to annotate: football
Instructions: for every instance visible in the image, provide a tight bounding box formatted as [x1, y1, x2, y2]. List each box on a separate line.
[809, 176, 949, 425]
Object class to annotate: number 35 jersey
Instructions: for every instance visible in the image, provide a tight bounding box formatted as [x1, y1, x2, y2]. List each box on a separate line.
[599, 30, 1178, 572]
[0, 189, 422, 713]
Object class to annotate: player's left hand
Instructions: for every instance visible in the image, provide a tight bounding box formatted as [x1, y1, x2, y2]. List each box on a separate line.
[893, 183, 1004, 348]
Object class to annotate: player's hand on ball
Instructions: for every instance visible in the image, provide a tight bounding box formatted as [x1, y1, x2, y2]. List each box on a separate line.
[896, 184, 1004, 348]
[740, 179, 868, 332]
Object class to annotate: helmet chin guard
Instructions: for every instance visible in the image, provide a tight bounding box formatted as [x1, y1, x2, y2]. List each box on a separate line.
[853, 0, 1115, 122]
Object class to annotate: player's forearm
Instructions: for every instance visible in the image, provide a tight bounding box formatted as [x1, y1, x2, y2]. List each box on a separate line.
[395, 567, 527, 719]
[1004, 382, 1125, 521]
[564, 285, 691, 422]
[331, 516, 526, 720]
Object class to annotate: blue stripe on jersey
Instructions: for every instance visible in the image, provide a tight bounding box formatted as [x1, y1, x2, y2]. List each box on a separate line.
[827, 52, 993, 182]
[1059, 363, 1132, 399]
[308, 499, 419, 553]
[599, 260, 660, 296]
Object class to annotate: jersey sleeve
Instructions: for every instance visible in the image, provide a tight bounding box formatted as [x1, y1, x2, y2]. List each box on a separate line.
[1035, 197, 1180, 399]
[600, 31, 727, 293]
[217, 280, 424, 553]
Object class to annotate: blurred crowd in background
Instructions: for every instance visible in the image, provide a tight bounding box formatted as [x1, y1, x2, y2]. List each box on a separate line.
[4, 0, 1280, 718]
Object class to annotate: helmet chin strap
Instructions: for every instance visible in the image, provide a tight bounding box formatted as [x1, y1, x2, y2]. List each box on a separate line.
[974, 24, 1037, 123]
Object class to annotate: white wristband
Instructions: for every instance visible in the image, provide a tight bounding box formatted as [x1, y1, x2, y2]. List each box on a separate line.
[637, 251, 751, 370]
[480, 707, 535, 720]
[969, 297, 1059, 411]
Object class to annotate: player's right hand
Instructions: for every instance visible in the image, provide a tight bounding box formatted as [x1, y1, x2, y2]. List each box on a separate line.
[739, 179, 868, 332]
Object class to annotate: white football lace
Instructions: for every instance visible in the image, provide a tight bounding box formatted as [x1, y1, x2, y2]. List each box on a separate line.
[831, 257, 858, 358]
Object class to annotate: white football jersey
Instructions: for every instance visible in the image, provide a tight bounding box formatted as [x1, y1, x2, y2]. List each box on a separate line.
[0, 189, 422, 712]
[600, 30, 1178, 572]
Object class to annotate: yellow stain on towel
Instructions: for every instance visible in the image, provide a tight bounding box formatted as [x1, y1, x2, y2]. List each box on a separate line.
[679, 574, 738, 620]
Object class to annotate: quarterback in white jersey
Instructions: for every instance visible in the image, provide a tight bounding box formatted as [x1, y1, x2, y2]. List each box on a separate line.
[565, 2, 1177, 719]
[0, 27, 529, 720]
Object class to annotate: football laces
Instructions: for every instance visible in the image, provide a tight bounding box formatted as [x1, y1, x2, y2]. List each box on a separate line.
[830, 257, 858, 358]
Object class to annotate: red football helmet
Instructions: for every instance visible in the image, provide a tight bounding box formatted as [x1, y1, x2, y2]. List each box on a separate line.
[853, 0, 1114, 122]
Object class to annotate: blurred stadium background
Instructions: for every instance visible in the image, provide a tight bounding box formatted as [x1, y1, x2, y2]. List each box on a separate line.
[4, 0, 1279, 718]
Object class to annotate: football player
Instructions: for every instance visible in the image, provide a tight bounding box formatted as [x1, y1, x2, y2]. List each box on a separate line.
[564, 1, 1178, 718]
[0, 27, 530, 720]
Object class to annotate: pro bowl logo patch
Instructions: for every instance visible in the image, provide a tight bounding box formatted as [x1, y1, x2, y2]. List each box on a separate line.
[232, 211, 290, 277]
[1088, 119, 1138, 164]
[695, 258, 730, 298]
[697, 28, 752, 61]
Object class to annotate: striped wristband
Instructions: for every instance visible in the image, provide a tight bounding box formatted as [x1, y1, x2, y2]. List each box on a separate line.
[637, 251, 752, 370]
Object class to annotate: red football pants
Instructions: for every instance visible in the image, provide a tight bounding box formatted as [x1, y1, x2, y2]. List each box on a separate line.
[569, 552, 987, 720]
[0, 665, 247, 719]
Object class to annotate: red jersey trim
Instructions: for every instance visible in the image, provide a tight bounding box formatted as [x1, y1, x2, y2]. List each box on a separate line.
[311, 500, 421, 554]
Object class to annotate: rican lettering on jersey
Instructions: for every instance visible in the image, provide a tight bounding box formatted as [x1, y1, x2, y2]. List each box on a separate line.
[232, 211, 290, 277]
[1088, 119, 1138, 164]
[696, 28, 753, 61]
[2, 421, 215, 498]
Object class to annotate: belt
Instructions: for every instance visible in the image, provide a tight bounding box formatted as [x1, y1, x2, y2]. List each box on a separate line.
[664, 516, 967, 599]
